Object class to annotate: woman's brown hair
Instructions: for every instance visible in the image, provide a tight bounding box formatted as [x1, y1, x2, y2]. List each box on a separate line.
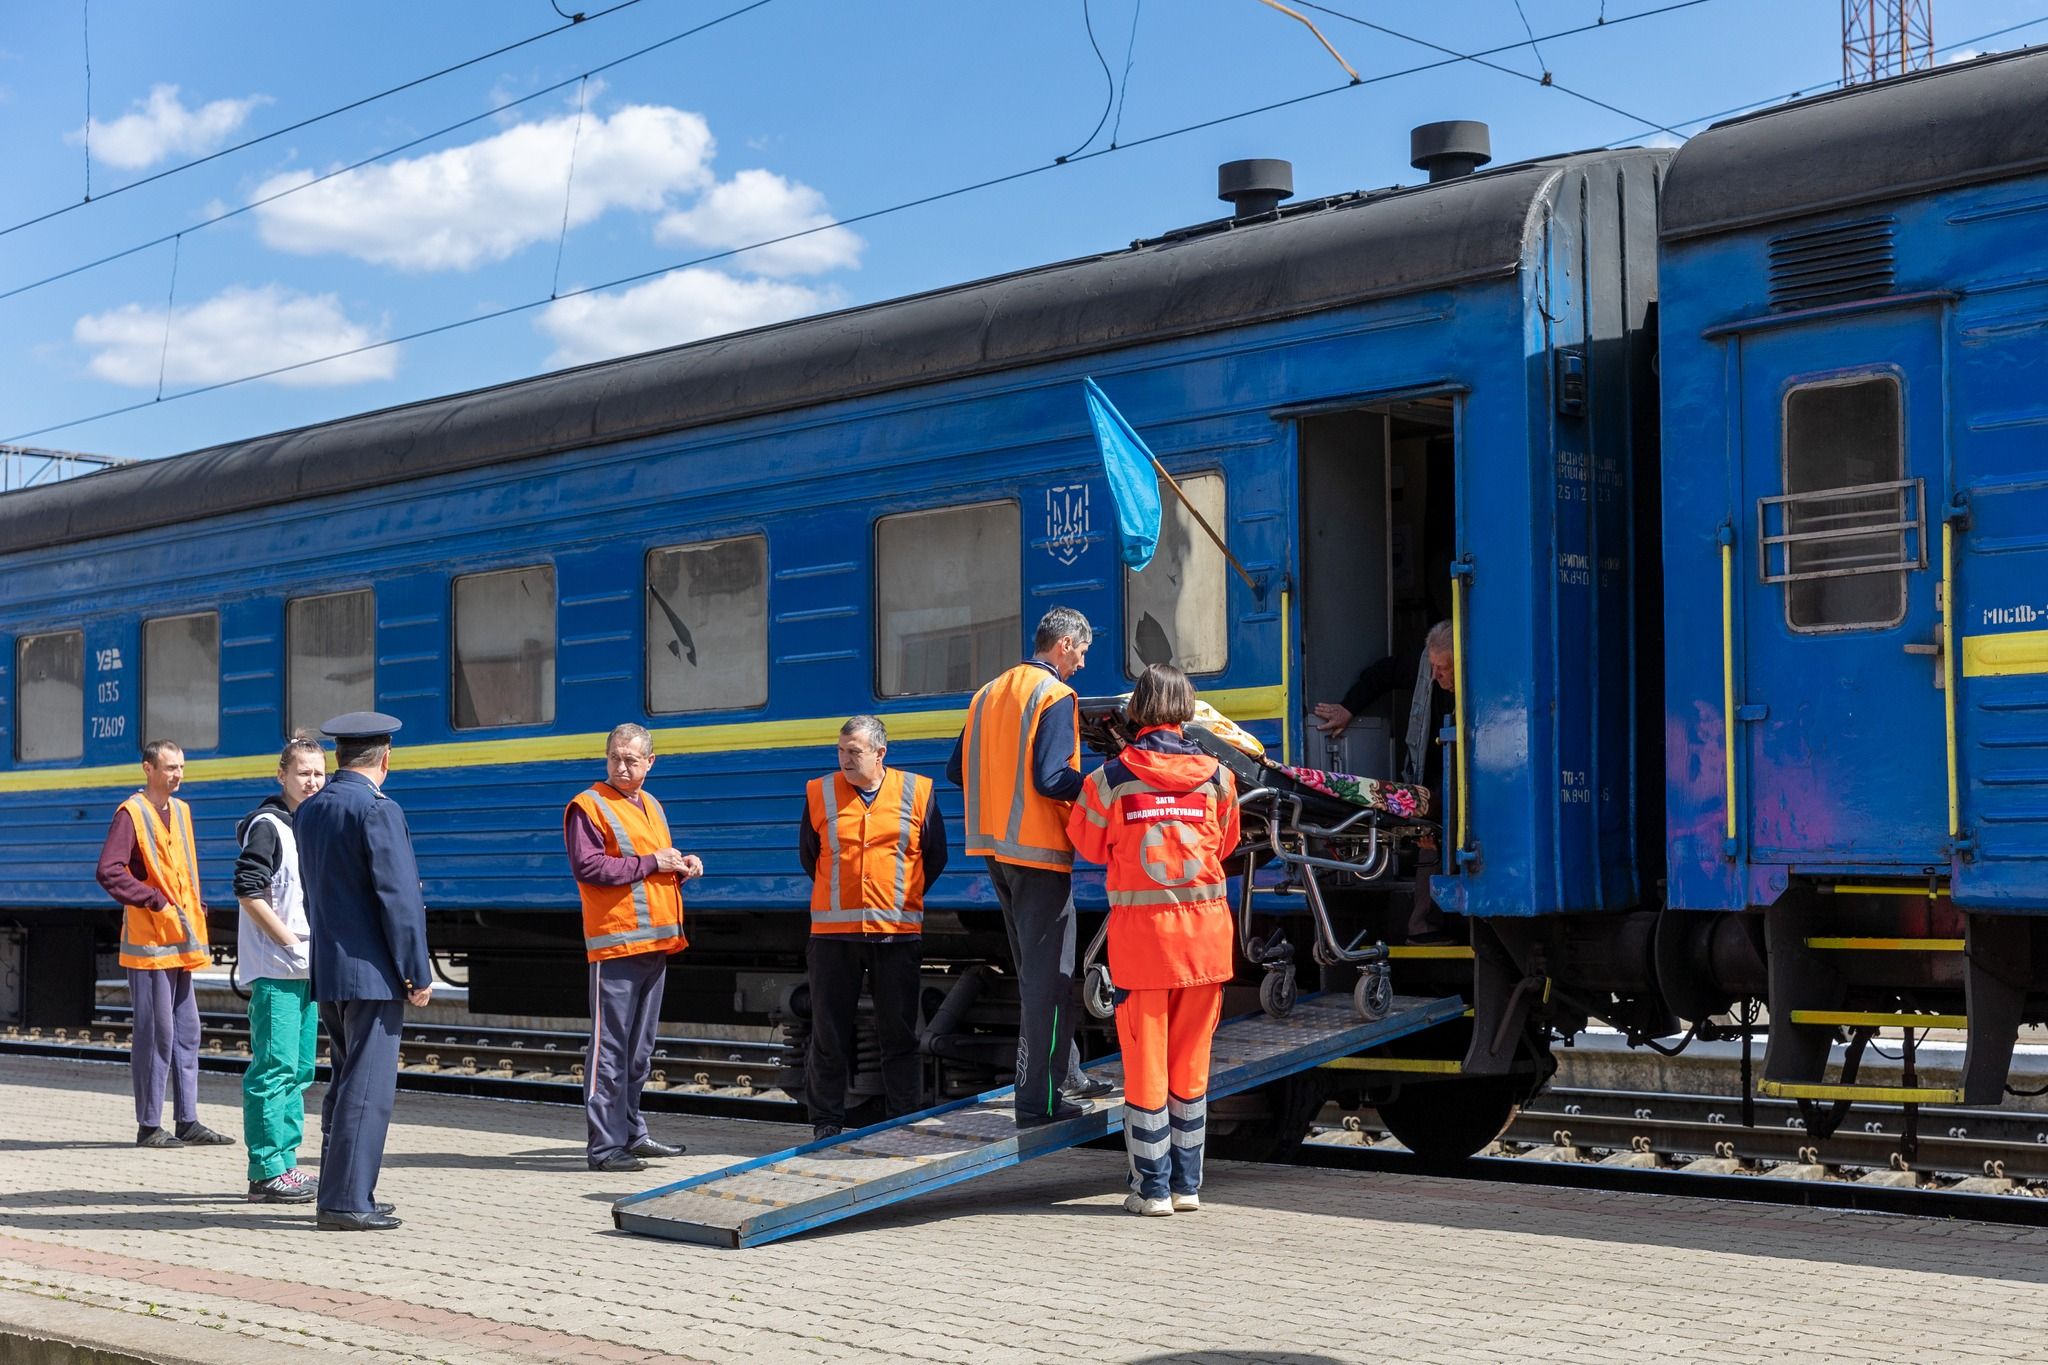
[1127, 663, 1197, 729]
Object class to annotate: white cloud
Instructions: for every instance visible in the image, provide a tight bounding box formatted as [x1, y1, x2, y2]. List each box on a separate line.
[655, 169, 863, 277]
[537, 267, 839, 367]
[1941, 47, 1982, 65]
[1643, 131, 1685, 150]
[71, 84, 268, 170]
[251, 104, 714, 271]
[74, 285, 395, 389]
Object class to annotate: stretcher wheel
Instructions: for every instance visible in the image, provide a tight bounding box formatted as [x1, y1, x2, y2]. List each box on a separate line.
[1259, 966, 1297, 1019]
[1354, 966, 1393, 1022]
[1083, 962, 1117, 1020]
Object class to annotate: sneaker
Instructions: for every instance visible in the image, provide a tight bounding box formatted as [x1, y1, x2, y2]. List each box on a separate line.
[136, 1125, 182, 1148]
[811, 1124, 844, 1142]
[174, 1121, 235, 1146]
[1061, 1077, 1116, 1103]
[248, 1173, 316, 1204]
[1171, 1192, 1201, 1212]
[280, 1169, 319, 1197]
[1123, 1193, 1174, 1217]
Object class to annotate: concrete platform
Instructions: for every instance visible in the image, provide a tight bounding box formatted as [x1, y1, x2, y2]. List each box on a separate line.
[3, 1057, 2046, 1364]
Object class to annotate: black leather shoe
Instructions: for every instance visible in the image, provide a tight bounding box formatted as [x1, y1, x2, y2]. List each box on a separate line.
[811, 1124, 843, 1142]
[136, 1125, 182, 1148]
[590, 1153, 647, 1173]
[628, 1137, 685, 1159]
[373, 1202, 394, 1216]
[1062, 1077, 1116, 1103]
[316, 1209, 402, 1231]
[174, 1121, 235, 1146]
[1015, 1103, 1086, 1129]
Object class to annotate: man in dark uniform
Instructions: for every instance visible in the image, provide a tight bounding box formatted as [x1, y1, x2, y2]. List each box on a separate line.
[293, 712, 431, 1232]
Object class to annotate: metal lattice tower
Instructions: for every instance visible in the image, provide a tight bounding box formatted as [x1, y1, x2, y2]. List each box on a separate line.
[1843, 0, 1934, 85]
[1, 444, 131, 492]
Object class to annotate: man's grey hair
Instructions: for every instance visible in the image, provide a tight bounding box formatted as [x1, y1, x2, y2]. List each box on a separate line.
[606, 722, 654, 757]
[336, 737, 390, 771]
[1424, 620, 1454, 659]
[1033, 605, 1093, 653]
[840, 715, 887, 750]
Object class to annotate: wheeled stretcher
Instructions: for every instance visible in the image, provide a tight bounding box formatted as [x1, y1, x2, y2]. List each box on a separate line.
[1074, 698, 1439, 1024]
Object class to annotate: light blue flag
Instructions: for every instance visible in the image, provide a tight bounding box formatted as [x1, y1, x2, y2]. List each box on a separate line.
[1083, 378, 1162, 571]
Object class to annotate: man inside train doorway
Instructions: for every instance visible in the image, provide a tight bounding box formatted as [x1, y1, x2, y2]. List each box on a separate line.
[949, 606, 1113, 1126]
[1313, 620, 1455, 942]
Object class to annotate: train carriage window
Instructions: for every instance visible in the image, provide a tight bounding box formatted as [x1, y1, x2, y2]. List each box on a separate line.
[143, 612, 220, 751]
[1124, 471, 1229, 676]
[452, 566, 556, 729]
[16, 630, 84, 763]
[287, 590, 375, 736]
[1775, 375, 1911, 632]
[876, 501, 1020, 697]
[646, 536, 768, 714]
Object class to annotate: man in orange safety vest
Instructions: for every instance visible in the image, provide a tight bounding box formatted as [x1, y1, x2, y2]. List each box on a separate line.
[947, 605, 1113, 1126]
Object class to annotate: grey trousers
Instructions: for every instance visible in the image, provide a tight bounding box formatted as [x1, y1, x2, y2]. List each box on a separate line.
[985, 858, 1088, 1119]
[316, 998, 404, 1216]
[585, 951, 668, 1164]
[127, 966, 199, 1129]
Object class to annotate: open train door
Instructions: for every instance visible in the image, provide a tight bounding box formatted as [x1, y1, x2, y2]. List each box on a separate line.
[1736, 307, 1947, 869]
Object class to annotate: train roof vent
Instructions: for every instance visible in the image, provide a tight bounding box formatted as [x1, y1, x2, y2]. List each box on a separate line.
[1767, 216, 1895, 311]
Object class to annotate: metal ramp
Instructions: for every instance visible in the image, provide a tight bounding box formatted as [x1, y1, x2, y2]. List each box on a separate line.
[613, 992, 1464, 1248]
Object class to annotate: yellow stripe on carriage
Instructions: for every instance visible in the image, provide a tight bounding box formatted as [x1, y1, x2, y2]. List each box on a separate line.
[0, 684, 1290, 793]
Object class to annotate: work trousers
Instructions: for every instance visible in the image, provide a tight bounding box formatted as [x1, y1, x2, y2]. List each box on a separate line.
[1115, 982, 1222, 1200]
[316, 998, 405, 1216]
[243, 978, 318, 1181]
[585, 950, 668, 1164]
[127, 966, 199, 1129]
[805, 934, 923, 1129]
[985, 858, 1088, 1120]
[1409, 835, 1446, 940]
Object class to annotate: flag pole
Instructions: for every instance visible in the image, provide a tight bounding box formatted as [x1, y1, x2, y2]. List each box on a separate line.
[1145, 452, 1258, 592]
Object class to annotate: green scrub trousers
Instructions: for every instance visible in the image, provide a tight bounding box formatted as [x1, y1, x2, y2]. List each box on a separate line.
[242, 977, 318, 1181]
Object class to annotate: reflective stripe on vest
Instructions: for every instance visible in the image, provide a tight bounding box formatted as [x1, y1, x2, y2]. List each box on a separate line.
[810, 769, 927, 934]
[962, 665, 1075, 868]
[120, 795, 207, 966]
[570, 786, 685, 960]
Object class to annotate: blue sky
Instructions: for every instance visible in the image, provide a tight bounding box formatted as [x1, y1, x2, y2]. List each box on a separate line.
[1, 0, 2041, 462]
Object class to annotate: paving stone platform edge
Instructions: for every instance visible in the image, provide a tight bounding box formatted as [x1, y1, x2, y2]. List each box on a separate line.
[0, 1288, 347, 1365]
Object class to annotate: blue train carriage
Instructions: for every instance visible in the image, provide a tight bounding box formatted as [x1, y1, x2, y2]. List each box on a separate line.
[1657, 48, 2048, 1113]
[0, 130, 1669, 1157]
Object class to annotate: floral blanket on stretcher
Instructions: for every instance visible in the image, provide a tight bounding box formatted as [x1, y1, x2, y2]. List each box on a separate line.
[1265, 762, 1431, 819]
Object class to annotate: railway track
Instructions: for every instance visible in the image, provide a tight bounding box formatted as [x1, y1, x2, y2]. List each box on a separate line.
[1, 1011, 799, 1121]
[1300, 1085, 2048, 1224]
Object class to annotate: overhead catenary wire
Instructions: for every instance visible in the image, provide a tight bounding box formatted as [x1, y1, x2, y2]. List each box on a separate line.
[0, 0, 778, 307]
[81, 0, 93, 202]
[1298, 0, 1683, 137]
[1110, 0, 1143, 148]
[0, 0, 653, 243]
[2, 0, 1719, 446]
[1057, 0, 1118, 162]
[1602, 13, 2048, 146]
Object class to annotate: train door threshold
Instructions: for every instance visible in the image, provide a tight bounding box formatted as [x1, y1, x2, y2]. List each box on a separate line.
[613, 992, 1465, 1248]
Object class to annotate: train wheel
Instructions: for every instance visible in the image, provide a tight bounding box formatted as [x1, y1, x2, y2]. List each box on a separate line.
[1374, 1075, 1522, 1167]
[1208, 1070, 1326, 1163]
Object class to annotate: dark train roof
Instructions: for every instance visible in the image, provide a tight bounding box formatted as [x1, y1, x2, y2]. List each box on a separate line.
[1, 149, 1650, 555]
[1663, 44, 2048, 241]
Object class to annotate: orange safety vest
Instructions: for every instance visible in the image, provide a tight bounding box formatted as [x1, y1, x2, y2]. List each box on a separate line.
[959, 662, 1080, 871]
[117, 794, 209, 972]
[805, 768, 932, 936]
[568, 784, 686, 963]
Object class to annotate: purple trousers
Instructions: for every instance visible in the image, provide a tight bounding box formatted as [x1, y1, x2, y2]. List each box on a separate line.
[585, 951, 669, 1164]
[128, 966, 199, 1128]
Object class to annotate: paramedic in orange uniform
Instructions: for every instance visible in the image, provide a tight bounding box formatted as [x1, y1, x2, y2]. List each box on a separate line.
[798, 715, 948, 1140]
[1067, 664, 1240, 1216]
